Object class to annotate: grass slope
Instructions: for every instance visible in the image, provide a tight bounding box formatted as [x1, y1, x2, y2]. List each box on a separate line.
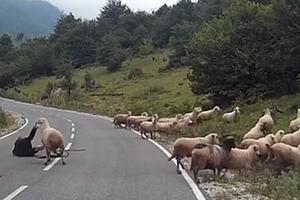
[12, 50, 300, 139]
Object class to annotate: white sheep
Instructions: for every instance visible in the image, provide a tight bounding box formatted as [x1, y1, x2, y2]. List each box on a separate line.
[225, 144, 261, 174]
[156, 121, 177, 137]
[139, 114, 159, 139]
[197, 106, 221, 123]
[243, 122, 265, 140]
[222, 106, 241, 123]
[158, 114, 183, 123]
[258, 108, 274, 134]
[289, 108, 300, 132]
[274, 130, 285, 143]
[183, 107, 202, 123]
[280, 129, 300, 147]
[112, 111, 132, 128]
[126, 112, 150, 130]
[266, 143, 300, 167]
[168, 133, 220, 174]
[36, 117, 66, 165]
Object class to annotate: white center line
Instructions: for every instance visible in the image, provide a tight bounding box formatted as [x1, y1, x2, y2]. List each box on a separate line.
[3, 185, 28, 200]
[70, 134, 75, 139]
[43, 142, 72, 171]
[71, 127, 75, 132]
[71, 123, 74, 127]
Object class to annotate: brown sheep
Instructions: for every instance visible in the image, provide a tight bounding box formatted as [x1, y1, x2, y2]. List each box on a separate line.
[190, 136, 236, 183]
[36, 117, 66, 165]
[126, 112, 150, 130]
[168, 133, 220, 174]
[139, 114, 159, 139]
[266, 143, 300, 167]
[112, 111, 132, 128]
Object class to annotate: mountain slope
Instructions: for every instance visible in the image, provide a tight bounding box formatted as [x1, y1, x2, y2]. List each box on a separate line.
[0, 0, 62, 38]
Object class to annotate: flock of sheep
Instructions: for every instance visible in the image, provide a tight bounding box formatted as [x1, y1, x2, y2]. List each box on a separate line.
[113, 106, 300, 183]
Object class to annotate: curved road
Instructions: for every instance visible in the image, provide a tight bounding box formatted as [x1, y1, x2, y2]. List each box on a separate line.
[0, 98, 202, 200]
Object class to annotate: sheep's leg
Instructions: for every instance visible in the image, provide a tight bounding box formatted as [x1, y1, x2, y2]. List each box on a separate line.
[176, 157, 182, 174]
[193, 168, 200, 184]
[44, 148, 51, 165]
[61, 149, 65, 165]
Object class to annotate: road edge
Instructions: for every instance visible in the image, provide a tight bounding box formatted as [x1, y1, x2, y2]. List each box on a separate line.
[0, 114, 29, 141]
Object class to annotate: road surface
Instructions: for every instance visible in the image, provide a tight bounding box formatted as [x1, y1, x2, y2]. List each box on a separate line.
[0, 98, 202, 200]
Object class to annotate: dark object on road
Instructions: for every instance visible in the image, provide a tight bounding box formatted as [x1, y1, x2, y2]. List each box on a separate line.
[12, 124, 39, 157]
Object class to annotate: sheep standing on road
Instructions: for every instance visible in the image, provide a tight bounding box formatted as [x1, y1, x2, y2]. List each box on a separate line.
[139, 114, 159, 139]
[126, 112, 150, 130]
[168, 133, 220, 174]
[112, 111, 132, 128]
[36, 117, 66, 165]
[289, 108, 300, 132]
[222, 106, 241, 123]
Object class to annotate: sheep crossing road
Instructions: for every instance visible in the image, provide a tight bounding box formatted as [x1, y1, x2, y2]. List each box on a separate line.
[0, 98, 203, 200]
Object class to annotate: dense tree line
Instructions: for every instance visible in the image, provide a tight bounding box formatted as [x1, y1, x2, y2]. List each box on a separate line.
[0, 0, 299, 105]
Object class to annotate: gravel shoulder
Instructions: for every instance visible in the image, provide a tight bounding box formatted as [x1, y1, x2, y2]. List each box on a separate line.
[0, 111, 26, 138]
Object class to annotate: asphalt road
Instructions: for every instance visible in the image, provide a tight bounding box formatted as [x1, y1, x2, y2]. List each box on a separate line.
[0, 98, 200, 200]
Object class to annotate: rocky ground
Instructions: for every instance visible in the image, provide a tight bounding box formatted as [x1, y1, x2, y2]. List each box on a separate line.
[0, 111, 26, 137]
[157, 137, 270, 200]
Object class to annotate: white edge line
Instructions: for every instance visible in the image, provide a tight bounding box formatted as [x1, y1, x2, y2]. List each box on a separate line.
[131, 130, 206, 200]
[0, 117, 29, 140]
[43, 142, 72, 171]
[0, 97, 205, 200]
[3, 185, 28, 200]
[70, 134, 75, 139]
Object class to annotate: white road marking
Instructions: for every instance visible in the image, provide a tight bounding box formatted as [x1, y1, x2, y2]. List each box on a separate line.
[0, 118, 29, 140]
[3, 185, 28, 200]
[70, 134, 75, 139]
[71, 127, 75, 132]
[131, 129, 206, 200]
[43, 142, 72, 171]
[71, 123, 74, 127]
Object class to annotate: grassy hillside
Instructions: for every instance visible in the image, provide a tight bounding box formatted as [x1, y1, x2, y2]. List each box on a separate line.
[0, 0, 62, 38]
[5, 50, 300, 139]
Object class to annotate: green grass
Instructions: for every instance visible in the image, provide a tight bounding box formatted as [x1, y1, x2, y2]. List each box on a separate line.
[5, 49, 300, 139]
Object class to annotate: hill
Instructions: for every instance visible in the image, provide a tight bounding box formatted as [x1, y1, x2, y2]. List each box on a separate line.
[0, 0, 62, 38]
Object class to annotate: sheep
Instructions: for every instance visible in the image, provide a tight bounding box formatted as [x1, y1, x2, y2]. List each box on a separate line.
[197, 106, 221, 124]
[258, 108, 274, 134]
[274, 130, 285, 143]
[112, 111, 132, 128]
[158, 114, 184, 123]
[266, 143, 300, 167]
[243, 122, 265, 140]
[156, 121, 177, 137]
[222, 106, 241, 123]
[183, 107, 202, 123]
[36, 117, 66, 165]
[240, 134, 276, 160]
[190, 136, 236, 183]
[280, 129, 300, 147]
[171, 117, 194, 135]
[126, 112, 150, 130]
[225, 144, 261, 174]
[139, 114, 159, 139]
[289, 108, 300, 132]
[168, 133, 220, 174]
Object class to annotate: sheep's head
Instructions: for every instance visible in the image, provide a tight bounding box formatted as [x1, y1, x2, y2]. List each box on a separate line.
[250, 144, 261, 158]
[213, 106, 221, 112]
[206, 133, 219, 144]
[222, 136, 236, 152]
[141, 112, 149, 117]
[175, 114, 184, 120]
[234, 106, 241, 113]
[263, 108, 272, 116]
[36, 117, 49, 128]
[127, 111, 132, 115]
[256, 122, 264, 131]
[274, 130, 285, 142]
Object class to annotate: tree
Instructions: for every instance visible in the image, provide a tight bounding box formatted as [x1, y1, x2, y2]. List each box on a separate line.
[57, 62, 77, 97]
[188, 0, 300, 104]
[0, 34, 13, 62]
[84, 71, 96, 91]
[15, 32, 24, 44]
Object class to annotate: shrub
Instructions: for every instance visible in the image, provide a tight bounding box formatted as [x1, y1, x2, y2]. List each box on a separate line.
[127, 68, 143, 80]
[0, 107, 8, 127]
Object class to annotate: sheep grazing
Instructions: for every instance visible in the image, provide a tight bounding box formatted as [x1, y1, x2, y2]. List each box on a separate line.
[266, 143, 300, 167]
[258, 108, 274, 134]
[274, 130, 285, 143]
[289, 108, 300, 132]
[222, 106, 241, 123]
[126, 112, 150, 130]
[243, 122, 265, 140]
[240, 134, 276, 160]
[36, 117, 66, 165]
[158, 114, 183, 123]
[139, 114, 159, 139]
[112, 111, 132, 128]
[197, 106, 221, 124]
[156, 121, 177, 137]
[183, 107, 202, 123]
[190, 136, 236, 183]
[280, 129, 300, 147]
[225, 144, 261, 174]
[168, 133, 220, 174]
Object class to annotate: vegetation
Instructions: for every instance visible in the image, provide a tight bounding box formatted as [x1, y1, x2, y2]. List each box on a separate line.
[0, 107, 13, 130]
[0, 0, 62, 38]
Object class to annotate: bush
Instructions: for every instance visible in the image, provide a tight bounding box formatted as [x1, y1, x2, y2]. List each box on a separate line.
[0, 107, 8, 127]
[127, 68, 143, 80]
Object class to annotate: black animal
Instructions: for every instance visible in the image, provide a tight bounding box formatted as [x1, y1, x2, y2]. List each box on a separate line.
[12, 124, 39, 157]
